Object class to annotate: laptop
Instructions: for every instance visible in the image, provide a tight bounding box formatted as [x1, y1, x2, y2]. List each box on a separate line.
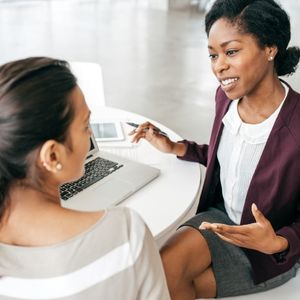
[60, 132, 160, 211]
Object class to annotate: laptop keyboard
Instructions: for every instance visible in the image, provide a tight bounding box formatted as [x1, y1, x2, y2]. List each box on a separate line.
[60, 157, 123, 200]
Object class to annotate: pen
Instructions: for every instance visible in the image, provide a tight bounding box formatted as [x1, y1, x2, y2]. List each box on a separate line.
[126, 122, 168, 137]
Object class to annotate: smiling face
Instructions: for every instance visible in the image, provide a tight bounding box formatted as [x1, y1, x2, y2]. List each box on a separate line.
[208, 18, 276, 100]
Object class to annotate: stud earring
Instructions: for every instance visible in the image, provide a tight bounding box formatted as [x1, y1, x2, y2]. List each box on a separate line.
[56, 163, 62, 171]
[269, 56, 273, 61]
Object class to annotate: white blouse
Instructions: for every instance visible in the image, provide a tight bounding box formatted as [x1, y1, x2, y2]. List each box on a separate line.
[217, 83, 288, 224]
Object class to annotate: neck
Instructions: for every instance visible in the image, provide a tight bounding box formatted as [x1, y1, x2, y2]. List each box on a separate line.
[0, 184, 62, 245]
[238, 77, 285, 124]
[1, 183, 61, 227]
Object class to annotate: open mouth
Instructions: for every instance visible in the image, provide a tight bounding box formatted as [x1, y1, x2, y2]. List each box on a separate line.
[219, 77, 239, 93]
[220, 77, 239, 86]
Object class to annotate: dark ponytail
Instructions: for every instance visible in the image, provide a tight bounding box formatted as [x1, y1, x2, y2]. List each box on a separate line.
[0, 57, 77, 220]
[205, 0, 300, 76]
[276, 47, 300, 76]
[0, 178, 9, 218]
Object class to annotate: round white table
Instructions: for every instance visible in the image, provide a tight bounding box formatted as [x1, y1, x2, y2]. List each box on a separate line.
[70, 61, 203, 247]
[89, 106, 203, 247]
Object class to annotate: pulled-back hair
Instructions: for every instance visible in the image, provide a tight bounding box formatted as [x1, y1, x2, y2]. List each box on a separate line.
[0, 57, 77, 220]
[205, 0, 300, 76]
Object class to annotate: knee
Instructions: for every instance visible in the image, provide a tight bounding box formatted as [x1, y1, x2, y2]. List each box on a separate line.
[160, 239, 179, 273]
[159, 228, 194, 276]
[160, 227, 211, 277]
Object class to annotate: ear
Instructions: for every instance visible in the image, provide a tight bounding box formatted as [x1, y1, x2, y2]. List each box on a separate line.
[265, 45, 278, 61]
[39, 140, 64, 173]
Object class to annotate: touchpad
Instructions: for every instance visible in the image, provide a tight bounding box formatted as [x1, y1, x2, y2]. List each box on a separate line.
[91, 179, 133, 207]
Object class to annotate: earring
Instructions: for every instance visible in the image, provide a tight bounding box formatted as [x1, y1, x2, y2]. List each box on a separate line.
[56, 163, 62, 171]
[269, 56, 273, 61]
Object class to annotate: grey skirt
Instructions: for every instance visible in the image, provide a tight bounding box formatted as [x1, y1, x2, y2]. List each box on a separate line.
[180, 206, 300, 298]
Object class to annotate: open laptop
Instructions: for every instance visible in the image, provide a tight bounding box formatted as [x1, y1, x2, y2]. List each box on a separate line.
[60, 132, 160, 211]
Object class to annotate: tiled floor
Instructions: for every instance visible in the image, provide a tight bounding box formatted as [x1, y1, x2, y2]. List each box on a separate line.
[0, 0, 299, 142]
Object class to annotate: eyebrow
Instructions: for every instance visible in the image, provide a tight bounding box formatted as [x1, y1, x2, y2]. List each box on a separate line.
[208, 39, 242, 49]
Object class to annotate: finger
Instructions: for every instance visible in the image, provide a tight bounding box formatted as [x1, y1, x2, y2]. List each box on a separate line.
[214, 230, 248, 242]
[199, 221, 213, 230]
[215, 232, 246, 247]
[147, 127, 156, 137]
[131, 131, 145, 143]
[135, 133, 146, 143]
[143, 127, 157, 142]
[128, 129, 136, 136]
[251, 203, 267, 225]
[199, 223, 241, 238]
[137, 121, 153, 132]
[207, 223, 244, 234]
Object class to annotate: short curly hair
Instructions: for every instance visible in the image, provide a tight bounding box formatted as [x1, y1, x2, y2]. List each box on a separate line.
[205, 0, 300, 76]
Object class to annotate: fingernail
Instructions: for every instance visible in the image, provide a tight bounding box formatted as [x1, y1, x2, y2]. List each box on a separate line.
[252, 203, 257, 211]
[199, 222, 206, 230]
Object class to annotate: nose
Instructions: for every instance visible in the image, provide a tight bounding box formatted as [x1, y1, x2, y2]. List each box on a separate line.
[213, 55, 229, 75]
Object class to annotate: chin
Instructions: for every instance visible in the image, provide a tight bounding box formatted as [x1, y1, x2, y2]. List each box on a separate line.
[221, 82, 245, 100]
[224, 89, 244, 101]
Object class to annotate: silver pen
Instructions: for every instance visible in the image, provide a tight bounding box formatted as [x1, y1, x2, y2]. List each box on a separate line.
[126, 122, 168, 137]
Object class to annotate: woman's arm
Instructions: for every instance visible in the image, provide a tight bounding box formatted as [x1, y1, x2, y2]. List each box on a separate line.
[199, 203, 293, 256]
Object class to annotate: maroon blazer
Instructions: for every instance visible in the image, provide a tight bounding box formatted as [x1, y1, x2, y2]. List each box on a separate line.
[179, 81, 300, 284]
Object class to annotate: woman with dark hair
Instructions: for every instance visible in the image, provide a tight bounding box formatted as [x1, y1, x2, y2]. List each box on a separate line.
[0, 57, 170, 300]
[131, 0, 300, 298]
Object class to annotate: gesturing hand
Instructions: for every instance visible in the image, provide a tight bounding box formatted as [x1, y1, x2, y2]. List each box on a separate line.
[129, 121, 176, 154]
[200, 203, 289, 254]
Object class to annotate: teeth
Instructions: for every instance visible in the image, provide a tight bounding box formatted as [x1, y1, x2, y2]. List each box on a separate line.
[221, 78, 238, 86]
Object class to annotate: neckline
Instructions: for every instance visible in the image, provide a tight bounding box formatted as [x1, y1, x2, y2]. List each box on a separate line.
[236, 82, 289, 126]
[0, 209, 109, 251]
[222, 83, 289, 144]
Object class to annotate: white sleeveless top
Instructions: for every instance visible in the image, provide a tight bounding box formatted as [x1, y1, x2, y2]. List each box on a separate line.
[217, 83, 288, 224]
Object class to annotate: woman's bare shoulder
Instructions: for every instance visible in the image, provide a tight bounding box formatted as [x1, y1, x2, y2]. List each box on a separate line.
[0, 204, 106, 247]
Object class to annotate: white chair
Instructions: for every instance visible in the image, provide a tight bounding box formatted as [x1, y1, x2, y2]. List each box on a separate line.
[70, 62, 106, 118]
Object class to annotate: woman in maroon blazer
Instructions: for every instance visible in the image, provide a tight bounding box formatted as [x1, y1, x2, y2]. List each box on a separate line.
[131, 0, 300, 299]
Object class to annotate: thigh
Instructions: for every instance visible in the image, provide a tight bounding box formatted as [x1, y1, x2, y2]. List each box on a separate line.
[180, 208, 252, 297]
[161, 226, 212, 275]
[160, 226, 217, 296]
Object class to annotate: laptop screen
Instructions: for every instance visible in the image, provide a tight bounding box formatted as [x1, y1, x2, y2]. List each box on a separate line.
[89, 137, 95, 151]
[86, 133, 99, 159]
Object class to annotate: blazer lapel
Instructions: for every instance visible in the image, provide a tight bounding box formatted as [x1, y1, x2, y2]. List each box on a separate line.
[241, 81, 299, 223]
[207, 88, 231, 164]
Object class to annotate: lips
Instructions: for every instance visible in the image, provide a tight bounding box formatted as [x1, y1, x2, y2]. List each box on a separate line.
[220, 77, 239, 86]
[219, 77, 239, 93]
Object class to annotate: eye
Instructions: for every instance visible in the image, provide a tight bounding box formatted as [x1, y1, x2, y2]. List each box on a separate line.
[226, 49, 238, 56]
[209, 53, 218, 61]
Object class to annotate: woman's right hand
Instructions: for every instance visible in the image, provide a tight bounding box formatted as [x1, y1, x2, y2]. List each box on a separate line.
[128, 121, 177, 154]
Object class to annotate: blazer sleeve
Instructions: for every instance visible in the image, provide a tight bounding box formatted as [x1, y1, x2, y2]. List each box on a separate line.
[177, 140, 209, 166]
[273, 200, 300, 264]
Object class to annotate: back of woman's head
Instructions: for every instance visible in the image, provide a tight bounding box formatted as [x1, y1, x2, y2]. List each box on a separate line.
[0, 57, 77, 218]
[205, 0, 300, 76]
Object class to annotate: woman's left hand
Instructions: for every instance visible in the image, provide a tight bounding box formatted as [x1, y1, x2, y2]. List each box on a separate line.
[200, 203, 288, 254]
